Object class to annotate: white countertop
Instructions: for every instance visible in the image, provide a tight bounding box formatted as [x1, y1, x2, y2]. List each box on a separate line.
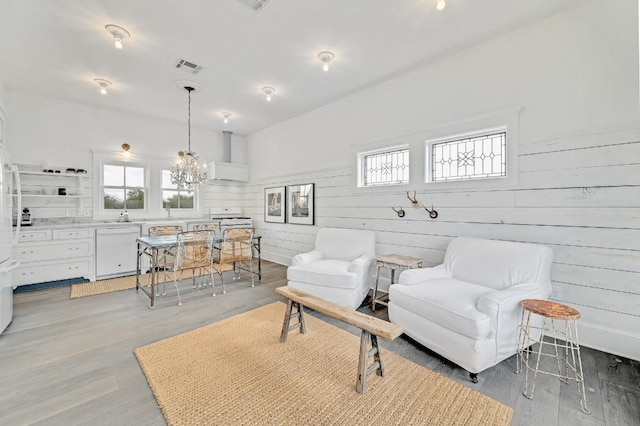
[22, 218, 216, 230]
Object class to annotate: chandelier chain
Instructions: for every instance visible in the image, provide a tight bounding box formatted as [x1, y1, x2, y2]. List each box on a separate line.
[187, 86, 192, 152]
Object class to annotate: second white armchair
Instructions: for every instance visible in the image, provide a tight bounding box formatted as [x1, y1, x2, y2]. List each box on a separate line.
[388, 236, 554, 382]
[287, 227, 376, 310]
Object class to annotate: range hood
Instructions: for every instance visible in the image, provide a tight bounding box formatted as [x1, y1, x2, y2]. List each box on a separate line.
[207, 131, 250, 182]
[207, 161, 250, 182]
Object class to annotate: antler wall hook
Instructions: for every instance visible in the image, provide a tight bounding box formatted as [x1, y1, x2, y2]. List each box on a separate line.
[422, 204, 438, 219]
[406, 190, 420, 208]
[392, 207, 406, 218]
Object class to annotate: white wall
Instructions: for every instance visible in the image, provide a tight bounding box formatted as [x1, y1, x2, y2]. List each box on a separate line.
[245, 0, 640, 361]
[249, 0, 638, 178]
[4, 90, 247, 169]
[3, 90, 248, 219]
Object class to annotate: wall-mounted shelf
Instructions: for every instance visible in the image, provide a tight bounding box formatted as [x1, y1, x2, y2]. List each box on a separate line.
[14, 164, 93, 218]
[18, 170, 92, 178]
[19, 194, 88, 198]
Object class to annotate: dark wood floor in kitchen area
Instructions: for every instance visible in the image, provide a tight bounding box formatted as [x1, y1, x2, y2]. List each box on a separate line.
[0, 260, 638, 425]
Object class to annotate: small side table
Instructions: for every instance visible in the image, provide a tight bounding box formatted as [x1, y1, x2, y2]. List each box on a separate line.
[516, 299, 590, 414]
[371, 254, 423, 311]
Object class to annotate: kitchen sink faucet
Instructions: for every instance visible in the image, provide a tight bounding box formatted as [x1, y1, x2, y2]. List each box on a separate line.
[166, 205, 171, 218]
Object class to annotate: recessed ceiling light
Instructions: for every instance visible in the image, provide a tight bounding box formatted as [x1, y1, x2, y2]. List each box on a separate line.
[94, 78, 112, 95]
[261, 86, 275, 102]
[317, 51, 335, 72]
[221, 112, 232, 124]
[105, 24, 130, 50]
[436, 0, 446, 11]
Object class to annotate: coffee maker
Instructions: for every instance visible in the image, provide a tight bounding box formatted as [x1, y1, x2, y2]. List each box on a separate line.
[21, 208, 32, 226]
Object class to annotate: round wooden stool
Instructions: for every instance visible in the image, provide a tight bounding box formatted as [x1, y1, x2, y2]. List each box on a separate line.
[516, 299, 590, 414]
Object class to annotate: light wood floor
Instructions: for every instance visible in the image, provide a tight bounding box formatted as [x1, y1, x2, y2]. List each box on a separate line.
[1, 261, 638, 425]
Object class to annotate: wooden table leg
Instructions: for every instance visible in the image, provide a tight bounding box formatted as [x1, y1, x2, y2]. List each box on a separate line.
[372, 264, 382, 311]
[280, 300, 306, 343]
[356, 330, 384, 394]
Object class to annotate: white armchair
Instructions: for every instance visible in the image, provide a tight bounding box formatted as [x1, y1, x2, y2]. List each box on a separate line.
[388, 237, 553, 382]
[287, 227, 376, 310]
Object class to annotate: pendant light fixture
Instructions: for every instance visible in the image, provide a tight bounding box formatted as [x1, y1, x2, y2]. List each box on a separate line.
[170, 86, 207, 189]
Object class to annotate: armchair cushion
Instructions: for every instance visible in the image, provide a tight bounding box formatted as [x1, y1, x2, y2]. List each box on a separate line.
[389, 279, 493, 338]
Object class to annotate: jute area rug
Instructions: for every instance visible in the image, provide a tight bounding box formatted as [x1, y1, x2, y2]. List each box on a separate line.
[69, 266, 232, 299]
[135, 302, 513, 425]
[70, 274, 144, 299]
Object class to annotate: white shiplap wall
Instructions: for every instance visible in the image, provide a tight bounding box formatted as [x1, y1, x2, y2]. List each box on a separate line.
[243, 125, 640, 361]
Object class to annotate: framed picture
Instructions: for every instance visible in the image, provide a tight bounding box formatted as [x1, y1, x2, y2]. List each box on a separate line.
[287, 183, 314, 225]
[264, 186, 286, 223]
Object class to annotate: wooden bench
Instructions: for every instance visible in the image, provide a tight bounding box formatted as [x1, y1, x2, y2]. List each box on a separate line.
[275, 286, 403, 394]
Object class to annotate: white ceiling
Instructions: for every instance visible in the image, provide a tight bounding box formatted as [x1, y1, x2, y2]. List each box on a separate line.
[0, 0, 589, 136]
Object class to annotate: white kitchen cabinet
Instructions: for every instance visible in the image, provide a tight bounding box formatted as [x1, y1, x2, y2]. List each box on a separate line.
[12, 227, 95, 285]
[13, 258, 94, 285]
[96, 226, 140, 279]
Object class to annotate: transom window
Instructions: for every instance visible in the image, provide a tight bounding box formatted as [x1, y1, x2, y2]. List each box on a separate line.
[161, 170, 194, 209]
[102, 164, 146, 209]
[430, 131, 506, 182]
[359, 146, 409, 187]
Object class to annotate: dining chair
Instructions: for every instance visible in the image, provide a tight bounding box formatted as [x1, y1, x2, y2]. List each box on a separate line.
[170, 230, 217, 305]
[192, 223, 221, 232]
[212, 228, 254, 294]
[148, 225, 183, 296]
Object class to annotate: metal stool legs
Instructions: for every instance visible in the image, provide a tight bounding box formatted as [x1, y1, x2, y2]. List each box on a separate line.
[516, 307, 590, 414]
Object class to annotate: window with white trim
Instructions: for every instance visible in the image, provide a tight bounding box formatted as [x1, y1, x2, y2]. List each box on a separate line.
[102, 163, 146, 209]
[358, 145, 409, 187]
[161, 170, 194, 209]
[428, 130, 507, 182]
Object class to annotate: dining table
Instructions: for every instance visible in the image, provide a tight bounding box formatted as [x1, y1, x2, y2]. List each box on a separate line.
[135, 232, 262, 308]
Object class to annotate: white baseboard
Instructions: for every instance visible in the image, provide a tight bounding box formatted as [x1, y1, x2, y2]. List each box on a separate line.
[261, 253, 290, 266]
[577, 321, 640, 362]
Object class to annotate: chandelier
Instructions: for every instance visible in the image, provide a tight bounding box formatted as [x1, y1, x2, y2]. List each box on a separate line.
[171, 86, 207, 189]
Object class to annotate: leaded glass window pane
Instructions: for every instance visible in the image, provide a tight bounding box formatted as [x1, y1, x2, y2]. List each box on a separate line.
[362, 148, 409, 187]
[431, 132, 506, 182]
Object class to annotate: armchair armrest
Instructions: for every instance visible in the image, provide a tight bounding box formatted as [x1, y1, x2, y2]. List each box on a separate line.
[477, 281, 552, 358]
[477, 282, 552, 316]
[291, 250, 322, 266]
[397, 264, 448, 286]
[348, 254, 374, 274]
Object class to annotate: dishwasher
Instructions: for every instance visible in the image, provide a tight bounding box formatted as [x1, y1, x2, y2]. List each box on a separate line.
[96, 226, 141, 279]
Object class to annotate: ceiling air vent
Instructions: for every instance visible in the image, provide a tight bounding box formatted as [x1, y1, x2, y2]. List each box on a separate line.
[236, 0, 271, 12]
[175, 59, 202, 74]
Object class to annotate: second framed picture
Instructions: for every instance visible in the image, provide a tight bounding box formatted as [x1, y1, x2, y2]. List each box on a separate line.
[264, 186, 286, 223]
[287, 183, 314, 225]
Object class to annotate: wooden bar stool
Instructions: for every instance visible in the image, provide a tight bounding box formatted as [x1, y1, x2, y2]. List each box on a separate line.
[516, 299, 590, 414]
